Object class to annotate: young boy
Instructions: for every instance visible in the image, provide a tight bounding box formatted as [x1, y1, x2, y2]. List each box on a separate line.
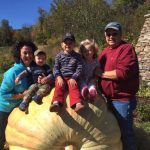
[50, 32, 84, 112]
[15, 49, 54, 111]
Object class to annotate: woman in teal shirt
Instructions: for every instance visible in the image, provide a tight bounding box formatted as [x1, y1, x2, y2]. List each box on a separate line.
[0, 41, 37, 149]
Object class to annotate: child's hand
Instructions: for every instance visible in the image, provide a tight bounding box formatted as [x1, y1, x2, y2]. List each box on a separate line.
[38, 75, 43, 83]
[41, 77, 48, 84]
[68, 78, 77, 87]
[38, 73, 45, 84]
[15, 77, 20, 84]
[57, 76, 64, 87]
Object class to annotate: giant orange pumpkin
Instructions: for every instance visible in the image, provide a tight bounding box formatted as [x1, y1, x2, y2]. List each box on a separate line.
[6, 89, 122, 150]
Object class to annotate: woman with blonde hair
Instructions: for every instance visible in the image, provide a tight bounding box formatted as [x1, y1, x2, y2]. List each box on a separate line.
[79, 39, 101, 101]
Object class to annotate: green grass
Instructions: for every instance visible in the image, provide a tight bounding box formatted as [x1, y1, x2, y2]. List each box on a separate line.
[135, 122, 150, 133]
[135, 122, 150, 150]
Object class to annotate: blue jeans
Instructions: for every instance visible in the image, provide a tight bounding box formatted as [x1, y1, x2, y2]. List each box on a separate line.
[0, 111, 10, 150]
[109, 99, 137, 150]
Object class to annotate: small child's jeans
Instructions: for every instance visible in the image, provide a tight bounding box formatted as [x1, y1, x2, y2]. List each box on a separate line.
[24, 83, 51, 102]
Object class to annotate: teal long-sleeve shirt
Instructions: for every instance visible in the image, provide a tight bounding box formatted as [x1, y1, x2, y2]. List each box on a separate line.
[0, 63, 30, 112]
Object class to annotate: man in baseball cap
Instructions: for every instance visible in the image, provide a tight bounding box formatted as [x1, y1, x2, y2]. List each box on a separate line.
[105, 22, 122, 32]
[98, 21, 139, 150]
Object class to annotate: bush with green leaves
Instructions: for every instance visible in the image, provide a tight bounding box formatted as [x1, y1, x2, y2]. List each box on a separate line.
[0, 61, 13, 73]
[138, 81, 150, 97]
[47, 57, 54, 68]
[0, 74, 3, 84]
[136, 103, 150, 122]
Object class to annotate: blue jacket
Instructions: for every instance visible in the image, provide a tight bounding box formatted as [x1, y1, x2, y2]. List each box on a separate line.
[0, 63, 30, 112]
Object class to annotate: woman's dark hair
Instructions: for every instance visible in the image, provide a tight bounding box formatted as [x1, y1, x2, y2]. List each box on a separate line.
[12, 40, 37, 63]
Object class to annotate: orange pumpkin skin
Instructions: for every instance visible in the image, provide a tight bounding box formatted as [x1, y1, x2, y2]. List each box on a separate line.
[6, 89, 122, 150]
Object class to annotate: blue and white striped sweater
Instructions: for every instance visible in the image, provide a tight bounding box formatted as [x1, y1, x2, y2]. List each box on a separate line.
[54, 50, 82, 80]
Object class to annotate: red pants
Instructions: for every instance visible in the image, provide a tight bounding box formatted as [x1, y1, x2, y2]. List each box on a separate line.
[52, 77, 82, 107]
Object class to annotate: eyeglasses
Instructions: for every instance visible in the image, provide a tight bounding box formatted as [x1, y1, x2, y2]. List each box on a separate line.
[106, 32, 118, 37]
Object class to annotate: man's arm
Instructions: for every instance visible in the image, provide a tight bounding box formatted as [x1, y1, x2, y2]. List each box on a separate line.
[101, 70, 117, 80]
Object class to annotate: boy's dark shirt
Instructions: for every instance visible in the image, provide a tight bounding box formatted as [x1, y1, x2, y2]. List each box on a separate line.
[17, 61, 54, 84]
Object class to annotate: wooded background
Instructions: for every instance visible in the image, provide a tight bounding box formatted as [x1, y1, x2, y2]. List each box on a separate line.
[0, 0, 149, 47]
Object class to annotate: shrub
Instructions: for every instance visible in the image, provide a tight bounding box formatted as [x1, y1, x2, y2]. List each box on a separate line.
[0, 74, 3, 83]
[138, 81, 150, 97]
[136, 104, 150, 122]
[47, 57, 54, 68]
[0, 61, 13, 73]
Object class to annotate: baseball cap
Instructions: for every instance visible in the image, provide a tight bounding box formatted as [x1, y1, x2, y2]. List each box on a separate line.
[105, 22, 122, 32]
[34, 49, 46, 56]
[62, 32, 75, 42]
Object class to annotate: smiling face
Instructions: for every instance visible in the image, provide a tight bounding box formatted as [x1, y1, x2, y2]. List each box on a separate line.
[35, 54, 46, 66]
[20, 46, 34, 66]
[61, 39, 75, 54]
[105, 29, 122, 48]
[82, 46, 95, 62]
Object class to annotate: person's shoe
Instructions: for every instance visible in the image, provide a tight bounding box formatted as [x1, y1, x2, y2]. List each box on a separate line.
[19, 101, 29, 111]
[81, 86, 89, 99]
[32, 95, 42, 104]
[89, 88, 97, 99]
[74, 103, 85, 112]
[49, 101, 61, 112]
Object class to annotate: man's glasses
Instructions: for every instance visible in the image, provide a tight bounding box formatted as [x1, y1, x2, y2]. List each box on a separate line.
[106, 32, 118, 37]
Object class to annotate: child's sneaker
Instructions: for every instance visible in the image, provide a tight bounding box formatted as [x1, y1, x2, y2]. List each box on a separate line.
[89, 88, 97, 99]
[32, 95, 42, 104]
[49, 101, 61, 112]
[81, 86, 89, 99]
[74, 103, 85, 112]
[19, 101, 29, 111]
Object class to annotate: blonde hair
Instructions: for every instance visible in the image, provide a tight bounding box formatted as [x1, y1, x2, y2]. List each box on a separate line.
[79, 39, 99, 59]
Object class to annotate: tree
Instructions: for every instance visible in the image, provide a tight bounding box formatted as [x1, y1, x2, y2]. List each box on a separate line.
[111, 0, 149, 44]
[47, 0, 111, 45]
[13, 26, 32, 42]
[0, 19, 13, 46]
